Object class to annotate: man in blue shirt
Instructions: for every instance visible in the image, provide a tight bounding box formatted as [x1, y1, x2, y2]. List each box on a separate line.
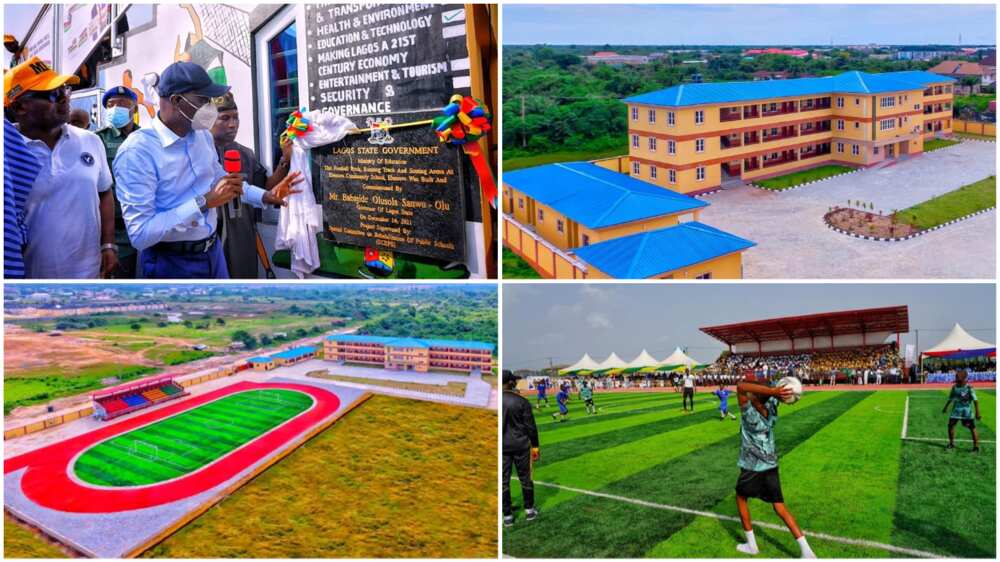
[113, 62, 302, 278]
[4, 117, 38, 278]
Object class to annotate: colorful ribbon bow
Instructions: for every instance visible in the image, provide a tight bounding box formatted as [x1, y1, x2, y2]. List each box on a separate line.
[433, 94, 492, 145]
[433, 94, 497, 208]
[280, 108, 313, 143]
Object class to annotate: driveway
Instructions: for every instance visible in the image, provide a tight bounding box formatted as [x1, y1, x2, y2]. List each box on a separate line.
[699, 140, 996, 278]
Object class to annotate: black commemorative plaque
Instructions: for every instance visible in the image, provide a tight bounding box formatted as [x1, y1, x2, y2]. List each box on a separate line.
[304, 3, 475, 261]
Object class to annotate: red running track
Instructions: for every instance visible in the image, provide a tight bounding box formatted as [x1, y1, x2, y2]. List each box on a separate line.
[4, 381, 340, 513]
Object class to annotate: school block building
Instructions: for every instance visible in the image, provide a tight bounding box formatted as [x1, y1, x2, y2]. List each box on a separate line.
[323, 335, 495, 373]
[625, 70, 955, 195]
[502, 162, 755, 279]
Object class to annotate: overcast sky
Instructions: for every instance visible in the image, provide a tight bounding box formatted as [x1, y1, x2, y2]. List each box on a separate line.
[502, 284, 996, 369]
[503, 4, 996, 46]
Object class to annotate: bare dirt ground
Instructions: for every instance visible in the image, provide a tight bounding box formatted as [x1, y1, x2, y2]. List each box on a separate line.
[4, 325, 158, 374]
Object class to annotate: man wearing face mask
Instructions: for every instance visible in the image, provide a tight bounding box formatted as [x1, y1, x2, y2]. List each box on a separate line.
[113, 62, 301, 278]
[96, 86, 141, 278]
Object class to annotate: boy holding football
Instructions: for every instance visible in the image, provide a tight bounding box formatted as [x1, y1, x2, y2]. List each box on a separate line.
[942, 369, 981, 452]
[734, 378, 816, 558]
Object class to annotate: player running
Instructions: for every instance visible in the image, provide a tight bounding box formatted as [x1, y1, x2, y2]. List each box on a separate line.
[579, 381, 597, 415]
[734, 378, 816, 558]
[942, 370, 982, 452]
[551, 384, 570, 422]
[713, 383, 736, 421]
[535, 379, 549, 410]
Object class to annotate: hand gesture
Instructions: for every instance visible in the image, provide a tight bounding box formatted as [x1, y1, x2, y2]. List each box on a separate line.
[265, 171, 304, 206]
[205, 173, 244, 208]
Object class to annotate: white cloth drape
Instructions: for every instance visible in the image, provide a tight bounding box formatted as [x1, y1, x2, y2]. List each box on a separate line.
[277, 111, 354, 277]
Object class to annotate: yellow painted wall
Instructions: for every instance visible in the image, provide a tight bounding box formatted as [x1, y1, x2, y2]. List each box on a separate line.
[532, 200, 574, 249]
[587, 250, 744, 279]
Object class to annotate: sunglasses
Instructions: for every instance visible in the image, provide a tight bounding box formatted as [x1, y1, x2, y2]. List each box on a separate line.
[22, 85, 71, 103]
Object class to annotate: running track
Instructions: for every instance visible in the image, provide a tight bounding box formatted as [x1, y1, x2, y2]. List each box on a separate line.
[4, 381, 340, 513]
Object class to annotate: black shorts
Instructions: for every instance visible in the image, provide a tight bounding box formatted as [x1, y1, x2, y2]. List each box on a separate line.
[950, 417, 976, 429]
[683, 388, 694, 396]
[585, 398, 594, 406]
[736, 467, 784, 503]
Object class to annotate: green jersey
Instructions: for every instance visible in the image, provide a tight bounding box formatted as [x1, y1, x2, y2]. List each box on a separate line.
[738, 395, 779, 472]
[580, 387, 593, 400]
[948, 384, 977, 420]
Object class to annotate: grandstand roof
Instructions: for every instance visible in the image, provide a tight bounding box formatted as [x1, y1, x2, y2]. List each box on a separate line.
[700, 305, 910, 346]
[624, 70, 954, 107]
[92, 374, 176, 399]
[325, 334, 495, 351]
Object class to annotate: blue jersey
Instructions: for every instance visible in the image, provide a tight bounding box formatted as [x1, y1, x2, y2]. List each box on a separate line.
[713, 389, 731, 410]
[537, 382, 547, 397]
[556, 390, 569, 404]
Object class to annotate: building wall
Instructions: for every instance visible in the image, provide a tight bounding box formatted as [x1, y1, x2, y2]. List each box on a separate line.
[626, 80, 953, 194]
[587, 250, 743, 280]
[324, 339, 491, 372]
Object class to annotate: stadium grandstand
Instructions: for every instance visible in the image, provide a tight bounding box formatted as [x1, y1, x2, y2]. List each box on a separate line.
[92, 374, 187, 421]
[700, 305, 909, 384]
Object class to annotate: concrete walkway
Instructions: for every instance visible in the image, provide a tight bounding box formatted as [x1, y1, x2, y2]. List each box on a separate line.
[700, 140, 996, 278]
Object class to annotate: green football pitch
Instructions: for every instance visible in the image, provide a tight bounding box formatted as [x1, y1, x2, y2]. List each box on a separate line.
[504, 388, 996, 558]
[74, 389, 313, 487]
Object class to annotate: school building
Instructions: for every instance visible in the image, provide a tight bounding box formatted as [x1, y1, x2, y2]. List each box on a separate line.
[625, 70, 955, 195]
[502, 162, 755, 279]
[246, 346, 317, 371]
[323, 335, 495, 373]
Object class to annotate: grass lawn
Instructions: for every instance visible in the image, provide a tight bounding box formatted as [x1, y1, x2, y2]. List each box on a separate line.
[502, 248, 542, 279]
[504, 389, 995, 558]
[898, 176, 996, 230]
[4, 516, 68, 558]
[754, 165, 854, 190]
[307, 370, 468, 397]
[141, 395, 496, 558]
[922, 138, 961, 152]
[4, 363, 157, 414]
[503, 147, 626, 172]
[143, 345, 215, 365]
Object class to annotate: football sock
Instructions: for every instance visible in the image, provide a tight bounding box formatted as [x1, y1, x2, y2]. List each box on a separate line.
[797, 536, 816, 558]
[736, 530, 759, 555]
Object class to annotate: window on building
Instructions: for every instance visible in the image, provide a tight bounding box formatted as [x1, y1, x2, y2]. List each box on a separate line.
[881, 96, 895, 108]
[557, 219, 564, 233]
[668, 111, 675, 126]
[631, 106, 638, 121]
[837, 119, 844, 130]
[518, 198, 524, 208]
[650, 165, 658, 179]
[836, 142, 844, 153]
[537, 209, 544, 222]
[668, 140, 676, 154]
[852, 144, 860, 156]
[648, 137, 657, 151]
[631, 134, 639, 148]
[855, 97, 860, 105]
[669, 169, 676, 183]
[854, 122, 860, 129]
[695, 272, 712, 279]
[880, 118, 895, 131]
[632, 161, 640, 175]
[694, 110, 704, 124]
[695, 138, 705, 152]
[836, 97, 844, 108]
[873, 146, 879, 155]
[582, 234, 590, 246]
[696, 167, 705, 181]
[648, 109, 656, 124]
[265, 20, 300, 165]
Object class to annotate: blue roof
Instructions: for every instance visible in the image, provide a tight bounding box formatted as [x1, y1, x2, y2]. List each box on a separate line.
[572, 222, 756, 278]
[625, 70, 956, 108]
[272, 346, 316, 360]
[325, 334, 495, 351]
[502, 162, 707, 229]
[248, 356, 273, 364]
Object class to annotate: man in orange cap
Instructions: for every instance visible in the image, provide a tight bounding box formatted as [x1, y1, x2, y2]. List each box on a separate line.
[4, 56, 117, 278]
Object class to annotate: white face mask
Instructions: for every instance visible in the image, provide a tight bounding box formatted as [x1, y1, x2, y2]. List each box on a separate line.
[178, 96, 219, 130]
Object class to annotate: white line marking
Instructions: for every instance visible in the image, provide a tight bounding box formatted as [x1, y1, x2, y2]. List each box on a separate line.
[903, 436, 996, 444]
[535, 481, 945, 558]
[901, 396, 910, 439]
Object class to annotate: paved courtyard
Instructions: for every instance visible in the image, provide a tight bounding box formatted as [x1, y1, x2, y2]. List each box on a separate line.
[699, 140, 996, 278]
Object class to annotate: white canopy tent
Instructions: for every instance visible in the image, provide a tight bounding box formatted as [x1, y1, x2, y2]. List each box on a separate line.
[594, 352, 628, 373]
[623, 349, 660, 372]
[659, 347, 702, 369]
[558, 353, 601, 375]
[921, 323, 996, 360]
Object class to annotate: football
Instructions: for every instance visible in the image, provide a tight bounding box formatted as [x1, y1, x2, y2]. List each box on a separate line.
[777, 376, 803, 404]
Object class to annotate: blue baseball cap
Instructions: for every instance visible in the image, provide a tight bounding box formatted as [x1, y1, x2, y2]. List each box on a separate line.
[102, 86, 137, 107]
[157, 61, 229, 99]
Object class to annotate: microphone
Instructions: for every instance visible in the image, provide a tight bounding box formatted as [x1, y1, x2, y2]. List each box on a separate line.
[223, 149, 242, 215]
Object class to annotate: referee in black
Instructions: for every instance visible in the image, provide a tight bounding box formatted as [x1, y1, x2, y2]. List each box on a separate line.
[502, 370, 540, 527]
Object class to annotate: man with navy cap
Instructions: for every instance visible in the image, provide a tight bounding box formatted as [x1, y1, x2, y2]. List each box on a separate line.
[96, 85, 141, 277]
[113, 62, 301, 278]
